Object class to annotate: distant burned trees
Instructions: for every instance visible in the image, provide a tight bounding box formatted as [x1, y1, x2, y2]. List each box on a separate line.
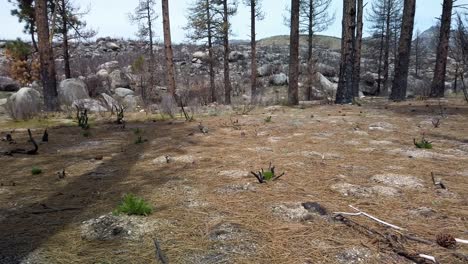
[244, 0, 264, 102]
[185, 0, 237, 104]
[367, 0, 403, 95]
[390, 0, 416, 101]
[129, 0, 158, 102]
[452, 13, 468, 100]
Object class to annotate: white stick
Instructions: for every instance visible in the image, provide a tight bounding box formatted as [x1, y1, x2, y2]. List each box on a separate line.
[418, 254, 437, 263]
[456, 238, 468, 244]
[333, 205, 405, 231]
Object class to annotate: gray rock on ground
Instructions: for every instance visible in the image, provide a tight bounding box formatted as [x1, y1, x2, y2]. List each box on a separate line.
[58, 78, 89, 106]
[0, 76, 20, 92]
[6, 87, 42, 119]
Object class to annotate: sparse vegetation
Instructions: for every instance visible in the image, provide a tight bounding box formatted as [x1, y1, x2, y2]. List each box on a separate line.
[31, 167, 42, 175]
[414, 135, 433, 149]
[113, 193, 152, 216]
[264, 116, 272, 123]
[251, 162, 285, 183]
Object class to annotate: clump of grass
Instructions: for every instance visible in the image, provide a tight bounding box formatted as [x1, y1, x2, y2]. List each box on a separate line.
[134, 135, 148, 144]
[113, 193, 152, 216]
[251, 162, 285, 183]
[134, 128, 142, 135]
[414, 136, 433, 149]
[264, 116, 272, 123]
[31, 167, 42, 175]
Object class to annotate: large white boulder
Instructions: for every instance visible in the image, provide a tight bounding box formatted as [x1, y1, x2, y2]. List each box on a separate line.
[6, 87, 42, 119]
[269, 73, 288, 86]
[58, 78, 89, 106]
[114, 88, 134, 98]
[109, 70, 130, 89]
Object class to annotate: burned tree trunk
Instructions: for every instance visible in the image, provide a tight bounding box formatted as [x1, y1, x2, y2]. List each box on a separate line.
[60, 0, 71, 79]
[162, 0, 177, 97]
[336, 0, 356, 104]
[222, 0, 232, 104]
[353, 0, 364, 97]
[250, 0, 258, 101]
[288, 0, 300, 105]
[430, 0, 454, 98]
[35, 0, 58, 111]
[390, 0, 416, 101]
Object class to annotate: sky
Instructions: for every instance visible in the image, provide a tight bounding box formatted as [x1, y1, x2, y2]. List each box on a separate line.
[1, 0, 467, 43]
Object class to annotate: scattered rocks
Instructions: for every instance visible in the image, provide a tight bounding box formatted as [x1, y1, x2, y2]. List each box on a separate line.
[153, 155, 195, 165]
[269, 73, 288, 86]
[114, 87, 134, 98]
[216, 183, 256, 194]
[272, 202, 328, 221]
[72, 98, 106, 112]
[368, 122, 394, 131]
[58, 78, 90, 106]
[371, 174, 424, 189]
[331, 183, 400, 197]
[217, 170, 249, 178]
[109, 70, 131, 89]
[409, 207, 436, 218]
[336, 247, 372, 264]
[80, 214, 156, 241]
[6, 87, 42, 120]
[0, 76, 20, 92]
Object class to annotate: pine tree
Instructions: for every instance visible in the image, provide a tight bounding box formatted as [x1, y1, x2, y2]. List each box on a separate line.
[162, 0, 177, 97]
[288, 0, 300, 105]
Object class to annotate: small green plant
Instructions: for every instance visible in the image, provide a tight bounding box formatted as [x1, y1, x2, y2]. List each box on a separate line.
[31, 167, 42, 175]
[251, 162, 285, 183]
[76, 106, 89, 130]
[134, 128, 142, 135]
[134, 135, 148, 144]
[264, 116, 272, 123]
[114, 193, 152, 216]
[414, 135, 433, 149]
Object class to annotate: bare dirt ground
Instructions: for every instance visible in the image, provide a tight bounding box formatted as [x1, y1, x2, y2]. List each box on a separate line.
[0, 98, 467, 264]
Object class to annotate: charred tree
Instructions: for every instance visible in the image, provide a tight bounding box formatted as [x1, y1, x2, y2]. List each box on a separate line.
[390, 0, 416, 101]
[162, 0, 177, 97]
[288, 0, 300, 105]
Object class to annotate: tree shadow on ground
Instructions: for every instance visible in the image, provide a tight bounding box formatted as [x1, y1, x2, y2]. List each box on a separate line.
[0, 121, 194, 263]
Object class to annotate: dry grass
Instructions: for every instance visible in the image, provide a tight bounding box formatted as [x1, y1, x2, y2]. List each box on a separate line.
[0, 98, 468, 263]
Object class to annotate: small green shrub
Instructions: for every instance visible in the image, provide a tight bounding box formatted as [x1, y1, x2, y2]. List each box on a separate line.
[251, 162, 285, 183]
[31, 167, 42, 175]
[265, 116, 272, 123]
[134, 135, 147, 144]
[414, 137, 432, 149]
[114, 193, 152, 216]
[134, 128, 142, 135]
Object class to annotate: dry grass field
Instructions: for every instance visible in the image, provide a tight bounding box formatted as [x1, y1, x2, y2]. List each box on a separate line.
[0, 98, 467, 264]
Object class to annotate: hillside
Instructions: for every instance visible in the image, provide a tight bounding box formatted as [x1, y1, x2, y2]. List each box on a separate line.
[258, 34, 342, 50]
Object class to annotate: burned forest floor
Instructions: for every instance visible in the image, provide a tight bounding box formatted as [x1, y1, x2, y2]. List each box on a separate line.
[0, 98, 468, 264]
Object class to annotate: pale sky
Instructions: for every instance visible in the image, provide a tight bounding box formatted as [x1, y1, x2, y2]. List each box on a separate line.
[1, 0, 467, 43]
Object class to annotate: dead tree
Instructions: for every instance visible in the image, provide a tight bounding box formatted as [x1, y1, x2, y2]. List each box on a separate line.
[430, 0, 455, 98]
[353, 0, 364, 97]
[244, 0, 264, 102]
[336, 0, 356, 104]
[161, 0, 177, 98]
[3, 129, 38, 156]
[288, 0, 300, 105]
[220, 0, 237, 105]
[390, 0, 416, 101]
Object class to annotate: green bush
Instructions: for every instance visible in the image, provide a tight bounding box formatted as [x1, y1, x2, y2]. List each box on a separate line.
[414, 137, 432, 149]
[114, 194, 152, 216]
[264, 116, 272, 123]
[31, 167, 42, 175]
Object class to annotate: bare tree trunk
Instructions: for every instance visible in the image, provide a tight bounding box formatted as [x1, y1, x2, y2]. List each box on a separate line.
[60, 0, 71, 79]
[222, 0, 232, 104]
[162, 0, 176, 97]
[336, 0, 356, 104]
[35, 0, 58, 111]
[30, 25, 38, 53]
[250, 0, 257, 102]
[288, 0, 300, 105]
[206, 0, 216, 103]
[430, 0, 454, 98]
[390, 0, 416, 101]
[306, 0, 315, 101]
[414, 30, 420, 77]
[383, 0, 392, 94]
[146, 0, 155, 102]
[353, 0, 364, 97]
